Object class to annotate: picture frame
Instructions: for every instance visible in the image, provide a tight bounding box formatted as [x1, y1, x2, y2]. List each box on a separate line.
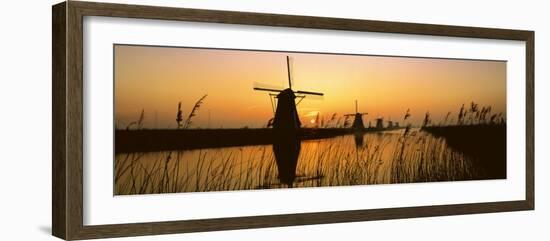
[52, 1, 534, 240]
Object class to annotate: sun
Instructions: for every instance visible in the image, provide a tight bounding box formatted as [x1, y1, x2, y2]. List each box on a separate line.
[310, 119, 316, 124]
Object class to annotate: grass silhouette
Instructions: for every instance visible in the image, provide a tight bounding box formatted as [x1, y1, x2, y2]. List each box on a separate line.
[114, 102, 505, 195]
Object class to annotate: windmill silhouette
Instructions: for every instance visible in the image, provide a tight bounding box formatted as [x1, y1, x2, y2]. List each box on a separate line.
[375, 117, 384, 129]
[254, 56, 324, 131]
[344, 100, 368, 130]
[387, 117, 393, 128]
[254, 56, 324, 187]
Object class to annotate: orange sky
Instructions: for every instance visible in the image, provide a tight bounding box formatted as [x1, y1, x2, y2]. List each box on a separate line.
[114, 45, 506, 129]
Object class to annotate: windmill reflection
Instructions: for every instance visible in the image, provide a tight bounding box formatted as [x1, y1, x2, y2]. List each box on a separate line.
[353, 132, 364, 148]
[272, 134, 301, 187]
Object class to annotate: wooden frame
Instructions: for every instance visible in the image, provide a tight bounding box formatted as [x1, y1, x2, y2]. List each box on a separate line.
[52, 1, 534, 240]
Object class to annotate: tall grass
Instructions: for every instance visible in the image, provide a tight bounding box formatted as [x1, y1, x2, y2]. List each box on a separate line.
[183, 94, 207, 129]
[115, 95, 209, 193]
[115, 129, 480, 195]
[444, 102, 505, 127]
[115, 101, 500, 195]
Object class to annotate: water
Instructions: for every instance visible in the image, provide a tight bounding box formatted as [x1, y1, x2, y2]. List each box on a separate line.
[114, 129, 482, 195]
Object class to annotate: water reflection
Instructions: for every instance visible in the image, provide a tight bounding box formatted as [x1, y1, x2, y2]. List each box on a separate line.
[272, 134, 301, 187]
[353, 132, 364, 148]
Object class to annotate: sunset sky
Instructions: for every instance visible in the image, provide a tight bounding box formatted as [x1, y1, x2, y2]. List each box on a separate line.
[114, 45, 506, 129]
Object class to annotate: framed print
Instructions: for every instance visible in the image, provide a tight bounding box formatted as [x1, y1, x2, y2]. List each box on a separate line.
[52, 1, 534, 240]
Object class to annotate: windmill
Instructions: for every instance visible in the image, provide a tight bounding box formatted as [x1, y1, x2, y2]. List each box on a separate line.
[375, 117, 384, 129]
[254, 56, 324, 131]
[344, 100, 368, 130]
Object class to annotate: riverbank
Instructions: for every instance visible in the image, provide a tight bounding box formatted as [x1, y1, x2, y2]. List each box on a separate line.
[422, 124, 506, 179]
[115, 127, 403, 153]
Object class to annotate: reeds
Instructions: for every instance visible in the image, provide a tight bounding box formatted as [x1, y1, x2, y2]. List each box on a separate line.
[114, 129, 480, 195]
[124, 109, 145, 130]
[450, 102, 504, 127]
[182, 94, 207, 129]
[114, 101, 502, 195]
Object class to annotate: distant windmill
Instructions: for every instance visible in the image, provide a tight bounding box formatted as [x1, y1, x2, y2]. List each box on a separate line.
[254, 56, 324, 131]
[375, 117, 384, 129]
[344, 100, 367, 130]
